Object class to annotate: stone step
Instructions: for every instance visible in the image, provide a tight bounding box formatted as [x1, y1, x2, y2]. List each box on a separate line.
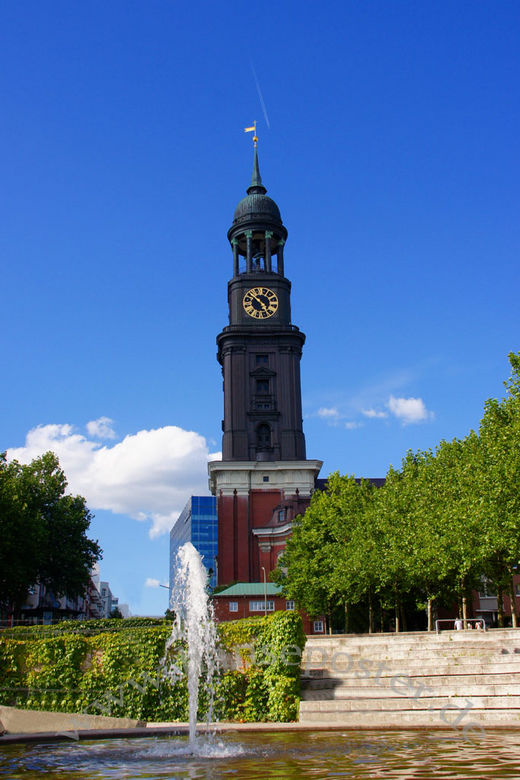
[302, 656, 520, 677]
[297, 707, 520, 727]
[301, 683, 520, 700]
[305, 629, 520, 645]
[302, 672, 520, 690]
[302, 645, 520, 661]
[299, 695, 520, 713]
[306, 635, 520, 644]
[303, 643, 520, 657]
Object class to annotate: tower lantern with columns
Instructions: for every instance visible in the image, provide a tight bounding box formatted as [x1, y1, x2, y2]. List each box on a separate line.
[209, 137, 322, 585]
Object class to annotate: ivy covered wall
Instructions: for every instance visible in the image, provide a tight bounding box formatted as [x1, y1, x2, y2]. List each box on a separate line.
[0, 612, 306, 722]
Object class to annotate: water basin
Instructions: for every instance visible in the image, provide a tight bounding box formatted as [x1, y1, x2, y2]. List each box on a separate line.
[2, 729, 520, 779]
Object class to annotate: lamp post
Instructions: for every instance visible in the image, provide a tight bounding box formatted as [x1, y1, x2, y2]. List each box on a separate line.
[159, 582, 171, 606]
[261, 566, 267, 617]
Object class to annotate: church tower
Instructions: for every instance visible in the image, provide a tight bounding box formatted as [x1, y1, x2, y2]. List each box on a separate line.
[209, 138, 321, 585]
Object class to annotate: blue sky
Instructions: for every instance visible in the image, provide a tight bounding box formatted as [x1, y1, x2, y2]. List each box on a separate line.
[2, 1, 519, 615]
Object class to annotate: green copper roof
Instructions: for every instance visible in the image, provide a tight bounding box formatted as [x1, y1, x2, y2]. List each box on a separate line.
[231, 146, 284, 229]
[213, 582, 282, 597]
[248, 146, 265, 194]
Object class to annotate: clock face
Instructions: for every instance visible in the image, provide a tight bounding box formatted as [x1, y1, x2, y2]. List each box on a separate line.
[243, 287, 279, 319]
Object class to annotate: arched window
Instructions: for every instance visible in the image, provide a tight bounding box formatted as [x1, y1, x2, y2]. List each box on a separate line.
[256, 423, 271, 449]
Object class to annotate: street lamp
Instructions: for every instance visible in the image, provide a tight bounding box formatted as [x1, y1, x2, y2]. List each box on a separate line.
[261, 566, 267, 617]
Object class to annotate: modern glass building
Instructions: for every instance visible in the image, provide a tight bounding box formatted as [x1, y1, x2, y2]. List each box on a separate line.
[169, 496, 218, 590]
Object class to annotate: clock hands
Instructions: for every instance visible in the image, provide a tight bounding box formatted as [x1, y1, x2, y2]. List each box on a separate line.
[250, 292, 269, 312]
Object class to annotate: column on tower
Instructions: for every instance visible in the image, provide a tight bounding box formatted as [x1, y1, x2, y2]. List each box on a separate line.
[245, 231, 253, 273]
[265, 230, 272, 272]
[277, 239, 285, 277]
[232, 238, 239, 277]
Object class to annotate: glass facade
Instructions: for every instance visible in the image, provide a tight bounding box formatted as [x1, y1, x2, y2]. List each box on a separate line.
[169, 496, 218, 591]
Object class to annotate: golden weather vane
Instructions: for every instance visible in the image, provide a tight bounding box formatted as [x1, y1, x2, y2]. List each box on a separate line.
[244, 120, 258, 147]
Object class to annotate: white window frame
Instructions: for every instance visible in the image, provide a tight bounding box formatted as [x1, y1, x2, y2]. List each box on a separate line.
[285, 600, 295, 611]
[249, 600, 275, 612]
[228, 601, 238, 612]
[313, 620, 324, 633]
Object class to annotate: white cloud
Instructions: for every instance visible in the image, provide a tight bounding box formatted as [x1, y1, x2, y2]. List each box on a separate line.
[362, 408, 388, 419]
[145, 578, 161, 588]
[86, 417, 117, 439]
[7, 423, 221, 538]
[387, 396, 433, 425]
[345, 421, 363, 430]
[317, 407, 341, 419]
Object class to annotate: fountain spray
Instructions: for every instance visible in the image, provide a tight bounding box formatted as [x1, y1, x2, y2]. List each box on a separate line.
[164, 542, 219, 745]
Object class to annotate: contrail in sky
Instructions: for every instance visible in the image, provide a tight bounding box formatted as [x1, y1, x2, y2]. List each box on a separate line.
[250, 61, 271, 129]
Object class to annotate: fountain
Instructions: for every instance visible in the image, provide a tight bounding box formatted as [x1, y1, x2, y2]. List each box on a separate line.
[3, 542, 520, 777]
[163, 541, 219, 747]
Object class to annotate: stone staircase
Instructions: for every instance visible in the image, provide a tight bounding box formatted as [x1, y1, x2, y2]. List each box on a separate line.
[299, 629, 520, 729]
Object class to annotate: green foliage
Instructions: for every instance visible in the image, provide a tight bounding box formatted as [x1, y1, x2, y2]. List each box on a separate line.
[265, 673, 300, 721]
[478, 352, 520, 594]
[0, 451, 102, 610]
[274, 352, 520, 631]
[217, 615, 267, 653]
[218, 611, 305, 721]
[0, 611, 306, 723]
[214, 670, 249, 719]
[1, 617, 169, 639]
[274, 474, 379, 623]
[242, 670, 269, 721]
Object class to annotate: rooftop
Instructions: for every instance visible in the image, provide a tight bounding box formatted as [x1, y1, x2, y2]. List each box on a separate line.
[213, 582, 282, 597]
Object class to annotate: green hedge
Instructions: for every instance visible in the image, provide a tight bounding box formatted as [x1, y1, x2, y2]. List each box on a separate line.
[0, 616, 169, 639]
[0, 612, 306, 722]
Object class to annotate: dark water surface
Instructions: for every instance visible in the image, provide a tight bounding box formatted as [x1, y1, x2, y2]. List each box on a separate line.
[1, 730, 520, 779]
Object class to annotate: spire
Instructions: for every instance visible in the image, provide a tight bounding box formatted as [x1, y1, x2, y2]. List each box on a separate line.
[247, 146, 267, 195]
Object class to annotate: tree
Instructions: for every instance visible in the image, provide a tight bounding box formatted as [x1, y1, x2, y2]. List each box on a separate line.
[420, 435, 484, 626]
[110, 606, 123, 619]
[326, 474, 379, 631]
[0, 455, 43, 609]
[0, 451, 102, 611]
[478, 351, 520, 626]
[274, 473, 379, 632]
[273, 484, 341, 630]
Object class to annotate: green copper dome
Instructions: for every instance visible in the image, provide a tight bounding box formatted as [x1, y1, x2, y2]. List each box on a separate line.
[231, 147, 283, 227]
[233, 192, 282, 224]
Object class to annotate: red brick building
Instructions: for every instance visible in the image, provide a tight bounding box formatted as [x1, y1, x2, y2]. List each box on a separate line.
[212, 582, 324, 635]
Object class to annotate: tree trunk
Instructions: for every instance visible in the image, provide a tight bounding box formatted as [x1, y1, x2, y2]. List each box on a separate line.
[509, 578, 518, 628]
[368, 591, 373, 634]
[394, 603, 400, 633]
[497, 586, 505, 628]
[328, 611, 333, 635]
[344, 602, 349, 634]
[462, 593, 468, 628]
[427, 598, 433, 632]
[400, 603, 408, 632]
